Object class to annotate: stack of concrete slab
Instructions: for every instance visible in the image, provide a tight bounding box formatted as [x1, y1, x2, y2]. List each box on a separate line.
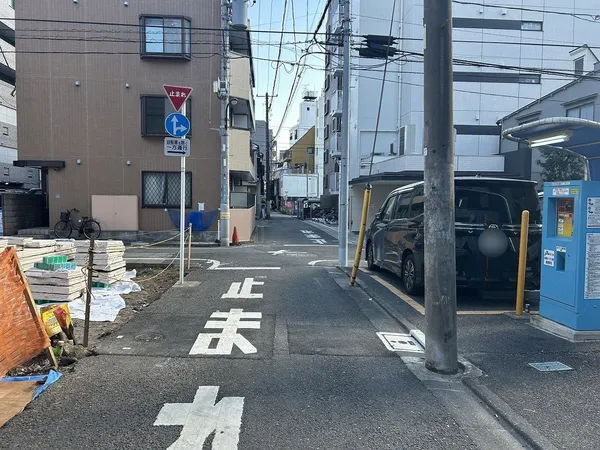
[26, 256, 86, 303]
[74, 240, 126, 285]
[8, 238, 77, 270]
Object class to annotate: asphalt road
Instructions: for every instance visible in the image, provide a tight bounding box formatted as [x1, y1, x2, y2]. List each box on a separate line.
[2, 214, 528, 449]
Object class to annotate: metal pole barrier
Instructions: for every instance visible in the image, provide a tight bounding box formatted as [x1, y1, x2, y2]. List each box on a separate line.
[516, 210, 530, 316]
[350, 184, 372, 286]
[83, 237, 95, 347]
[187, 223, 192, 271]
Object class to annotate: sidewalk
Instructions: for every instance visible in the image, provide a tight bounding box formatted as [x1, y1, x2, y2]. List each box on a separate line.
[354, 268, 600, 450]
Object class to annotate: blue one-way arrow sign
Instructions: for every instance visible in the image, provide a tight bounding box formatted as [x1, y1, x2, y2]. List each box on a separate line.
[165, 113, 190, 138]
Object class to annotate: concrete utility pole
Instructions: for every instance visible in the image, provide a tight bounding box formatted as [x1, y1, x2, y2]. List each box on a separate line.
[219, 0, 231, 245]
[264, 93, 272, 219]
[423, 0, 458, 374]
[338, 0, 351, 267]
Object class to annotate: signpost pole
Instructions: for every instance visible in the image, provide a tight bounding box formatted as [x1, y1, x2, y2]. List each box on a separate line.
[179, 103, 187, 285]
[162, 84, 193, 285]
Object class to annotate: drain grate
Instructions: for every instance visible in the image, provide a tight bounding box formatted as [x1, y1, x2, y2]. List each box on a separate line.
[376, 332, 424, 353]
[528, 361, 573, 372]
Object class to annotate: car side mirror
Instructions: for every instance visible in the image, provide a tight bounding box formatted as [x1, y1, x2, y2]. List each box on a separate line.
[375, 212, 382, 221]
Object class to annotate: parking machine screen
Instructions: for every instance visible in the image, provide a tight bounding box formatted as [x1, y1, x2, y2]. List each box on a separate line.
[557, 198, 575, 238]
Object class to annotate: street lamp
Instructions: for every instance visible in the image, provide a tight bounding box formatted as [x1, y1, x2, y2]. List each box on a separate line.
[225, 97, 239, 129]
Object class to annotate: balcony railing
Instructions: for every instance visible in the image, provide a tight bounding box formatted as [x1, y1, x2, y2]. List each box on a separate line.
[330, 133, 340, 157]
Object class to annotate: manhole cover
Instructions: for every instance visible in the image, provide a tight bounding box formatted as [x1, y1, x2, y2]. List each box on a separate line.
[376, 332, 424, 353]
[528, 361, 573, 372]
[134, 332, 164, 342]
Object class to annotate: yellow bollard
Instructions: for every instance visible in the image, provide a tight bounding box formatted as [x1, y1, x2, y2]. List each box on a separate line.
[187, 223, 192, 271]
[350, 184, 372, 286]
[516, 210, 530, 316]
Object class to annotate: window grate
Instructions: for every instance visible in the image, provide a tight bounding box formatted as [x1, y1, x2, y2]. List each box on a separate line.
[142, 172, 192, 208]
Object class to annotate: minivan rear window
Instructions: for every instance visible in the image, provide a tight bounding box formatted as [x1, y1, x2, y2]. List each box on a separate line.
[455, 183, 540, 225]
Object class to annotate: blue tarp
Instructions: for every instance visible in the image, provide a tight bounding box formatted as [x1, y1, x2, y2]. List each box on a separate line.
[167, 209, 218, 231]
[1, 369, 62, 399]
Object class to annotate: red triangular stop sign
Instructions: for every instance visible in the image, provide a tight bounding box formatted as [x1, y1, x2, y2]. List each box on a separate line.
[163, 85, 194, 112]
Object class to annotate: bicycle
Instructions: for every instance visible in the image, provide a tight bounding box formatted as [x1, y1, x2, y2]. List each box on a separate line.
[54, 208, 102, 239]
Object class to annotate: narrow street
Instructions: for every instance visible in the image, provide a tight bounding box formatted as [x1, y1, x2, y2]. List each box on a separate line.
[0, 214, 526, 449]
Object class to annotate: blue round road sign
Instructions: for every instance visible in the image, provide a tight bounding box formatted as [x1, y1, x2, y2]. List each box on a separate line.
[165, 113, 190, 138]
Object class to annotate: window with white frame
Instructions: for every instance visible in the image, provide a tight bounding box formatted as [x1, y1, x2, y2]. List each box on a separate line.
[567, 103, 594, 120]
[140, 16, 191, 59]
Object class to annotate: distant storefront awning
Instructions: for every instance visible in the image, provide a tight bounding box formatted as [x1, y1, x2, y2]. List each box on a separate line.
[503, 117, 600, 180]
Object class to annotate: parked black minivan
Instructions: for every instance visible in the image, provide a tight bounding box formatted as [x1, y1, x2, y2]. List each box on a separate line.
[365, 177, 542, 295]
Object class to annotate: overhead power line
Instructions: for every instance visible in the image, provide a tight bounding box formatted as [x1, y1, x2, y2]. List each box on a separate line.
[2, 16, 335, 36]
[452, 1, 600, 23]
[270, 0, 288, 106]
[311, 0, 333, 43]
[368, 0, 397, 177]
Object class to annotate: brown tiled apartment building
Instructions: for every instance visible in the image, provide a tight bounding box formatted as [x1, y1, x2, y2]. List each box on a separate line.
[14, 0, 256, 237]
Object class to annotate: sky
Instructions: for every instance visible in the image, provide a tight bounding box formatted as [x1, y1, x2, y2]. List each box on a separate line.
[249, 0, 326, 150]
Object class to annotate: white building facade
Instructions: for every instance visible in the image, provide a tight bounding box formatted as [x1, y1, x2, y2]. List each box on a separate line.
[323, 0, 600, 232]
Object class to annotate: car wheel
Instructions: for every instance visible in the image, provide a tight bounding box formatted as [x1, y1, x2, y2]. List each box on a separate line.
[366, 242, 380, 271]
[403, 254, 421, 295]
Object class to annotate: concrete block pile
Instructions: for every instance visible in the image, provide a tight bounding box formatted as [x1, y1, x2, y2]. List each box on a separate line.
[74, 240, 126, 285]
[6, 238, 76, 271]
[26, 256, 86, 303]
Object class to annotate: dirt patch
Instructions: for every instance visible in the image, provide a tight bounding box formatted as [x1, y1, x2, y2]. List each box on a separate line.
[7, 268, 179, 376]
[72, 268, 179, 349]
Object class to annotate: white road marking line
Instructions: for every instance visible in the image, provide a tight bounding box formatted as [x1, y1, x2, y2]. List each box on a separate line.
[311, 238, 328, 244]
[305, 233, 321, 239]
[284, 244, 338, 247]
[190, 309, 262, 355]
[155, 386, 244, 450]
[222, 278, 264, 299]
[205, 259, 280, 271]
[268, 250, 309, 257]
[116, 335, 124, 339]
[369, 274, 426, 315]
[308, 260, 338, 266]
[122, 347, 131, 350]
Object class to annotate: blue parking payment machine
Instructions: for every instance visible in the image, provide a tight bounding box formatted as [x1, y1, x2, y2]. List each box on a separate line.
[540, 180, 600, 331]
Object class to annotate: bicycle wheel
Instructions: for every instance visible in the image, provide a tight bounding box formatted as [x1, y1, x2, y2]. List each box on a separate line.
[54, 220, 72, 239]
[82, 220, 102, 239]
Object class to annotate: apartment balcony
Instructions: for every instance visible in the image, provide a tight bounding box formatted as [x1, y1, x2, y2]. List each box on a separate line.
[329, 132, 340, 158]
[367, 154, 505, 176]
[230, 128, 256, 181]
[229, 56, 255, 131]
[330, 91, 342, 118]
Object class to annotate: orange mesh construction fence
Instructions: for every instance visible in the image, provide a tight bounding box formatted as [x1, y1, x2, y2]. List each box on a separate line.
[0, 248, 50, 378]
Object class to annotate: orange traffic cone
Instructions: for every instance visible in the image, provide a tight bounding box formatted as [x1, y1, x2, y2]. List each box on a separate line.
[231, 226, 240, 246]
